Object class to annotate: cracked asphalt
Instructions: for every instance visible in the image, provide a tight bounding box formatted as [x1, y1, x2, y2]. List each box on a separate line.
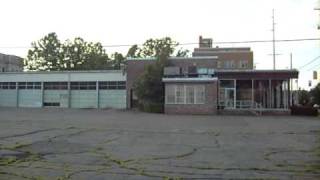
[0, 108, 320, 180]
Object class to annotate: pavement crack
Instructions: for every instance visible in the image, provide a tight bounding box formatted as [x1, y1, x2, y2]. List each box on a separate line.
[0, 128, 58, 140]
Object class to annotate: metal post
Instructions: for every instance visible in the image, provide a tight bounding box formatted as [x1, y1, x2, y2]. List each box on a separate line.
[68, 72, 71, 108]
[288, 79, 291, 108]
[16, 82, 19, 107]
[252, 79, 254, 108]
[96, 81, 99, 109]
[68, 82, 71, 108]
[234, 79, 237, 109]
[269, 79, 272, 108]
[41, 82, 44, 108]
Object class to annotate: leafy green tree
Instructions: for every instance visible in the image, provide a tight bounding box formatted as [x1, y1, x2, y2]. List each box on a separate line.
[133, 38, 174, 112]
[310, 83, 320, 105]
[25, 33, 111, 71]
[25, 32, 64, 71]
[138, 37, 177, 58]
[298, 90, 311, 106]
[176, 48, 190, 57]
[126, 44, 139, 58]
[63, 38, 110, 70]
[111, 52, 125, 69]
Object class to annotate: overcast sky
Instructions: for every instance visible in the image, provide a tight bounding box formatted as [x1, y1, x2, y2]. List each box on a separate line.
[0, 0, 319, 89]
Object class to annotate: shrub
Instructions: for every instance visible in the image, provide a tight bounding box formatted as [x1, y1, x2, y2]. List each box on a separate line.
[291, 106, 318, 116]
[138, 101, 164, 113]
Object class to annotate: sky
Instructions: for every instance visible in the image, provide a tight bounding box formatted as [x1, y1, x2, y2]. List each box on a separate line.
[0, 0, 319, 89]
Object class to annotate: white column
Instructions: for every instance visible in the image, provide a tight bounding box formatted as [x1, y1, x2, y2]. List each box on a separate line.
[67, 73, 71, 108]
[234, 79, 236, 109]
[251, 79, 254, 108]
[41, 82, 44, 108]
[15, 82, 19, 107]
[96, 81, 99, 109]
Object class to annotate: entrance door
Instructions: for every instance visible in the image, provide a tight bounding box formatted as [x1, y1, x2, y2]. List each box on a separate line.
[224, 88, 235, 109]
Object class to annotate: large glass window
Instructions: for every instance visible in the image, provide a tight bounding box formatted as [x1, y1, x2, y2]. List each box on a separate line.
[165, 84, 206, 104]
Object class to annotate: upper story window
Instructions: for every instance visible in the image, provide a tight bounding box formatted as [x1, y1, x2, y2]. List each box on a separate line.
[240, 60, 248, 69]
[224, 60, 235, 69]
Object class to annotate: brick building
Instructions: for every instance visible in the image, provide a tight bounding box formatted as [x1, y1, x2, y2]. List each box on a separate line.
[0, 53, 23, 72]
[126, 36, 298, 115]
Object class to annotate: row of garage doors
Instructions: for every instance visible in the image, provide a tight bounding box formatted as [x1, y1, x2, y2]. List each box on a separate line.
[0, 89, 126, 109]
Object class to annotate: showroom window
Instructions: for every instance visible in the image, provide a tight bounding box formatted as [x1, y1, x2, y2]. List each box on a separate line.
[165, 84, 205, 104]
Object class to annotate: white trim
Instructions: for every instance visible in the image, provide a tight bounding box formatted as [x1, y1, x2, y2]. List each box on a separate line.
[162, 77, 217, 83]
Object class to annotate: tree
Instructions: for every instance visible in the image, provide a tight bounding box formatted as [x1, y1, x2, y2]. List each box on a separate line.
[132, 38, 175, 112]
[25, 32, 64, 71]
[176, 48, 190, 57]
[25, 32, 111, 71]
[298, 90, 311, 106]
[126, 44, 139, 58]
[138, 37, 177, 58]
[111, 52, 125, 69]
[63, 38, 110, 70]
[310, 83, 320, 105]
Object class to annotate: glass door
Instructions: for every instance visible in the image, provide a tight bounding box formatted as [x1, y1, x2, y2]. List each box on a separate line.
[224, 88, 235, 109]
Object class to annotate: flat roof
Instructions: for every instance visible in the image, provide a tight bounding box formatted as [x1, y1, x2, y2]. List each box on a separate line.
[126, 56, 218, 61]
[0, 70, 126, 82]
[216, 69, 299, 79]
[215, 69, 298, 73]
[162, 77, 218, 83]
[0, 70, 123, 75]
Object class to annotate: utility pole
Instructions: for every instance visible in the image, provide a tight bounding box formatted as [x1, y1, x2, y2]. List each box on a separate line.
[272, 9, 276, 70]
[315, 0, 320, 29]
[290, 53, 292, 70]
[290, 53, 293, 105]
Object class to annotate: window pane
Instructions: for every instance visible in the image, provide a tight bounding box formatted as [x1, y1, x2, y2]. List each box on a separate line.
[220, 80, 234, 88]
[27, 82, 34, 89]
[195, 85, 205, 104]
[2, 82, 8, 89]
[18, 82, 26, 89]
[165, 85, 175, 104]
[186, 86, 195, 104]
[176, 85, 185, 104]
[71, 82, 79, 90]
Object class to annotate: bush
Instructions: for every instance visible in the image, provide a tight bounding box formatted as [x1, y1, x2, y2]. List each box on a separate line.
[291, 106, 318, 116]
[139, 102, 164, 113]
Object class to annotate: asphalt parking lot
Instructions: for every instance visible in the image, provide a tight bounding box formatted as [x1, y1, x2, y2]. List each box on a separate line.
[0, 108, 320, 180]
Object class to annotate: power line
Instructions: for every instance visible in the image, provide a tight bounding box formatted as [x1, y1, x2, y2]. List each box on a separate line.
[0, 37, 320, 49]
[298, 55, 320, 70]
[104, 38, 320, 47]
[307, 60, 320, 71]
